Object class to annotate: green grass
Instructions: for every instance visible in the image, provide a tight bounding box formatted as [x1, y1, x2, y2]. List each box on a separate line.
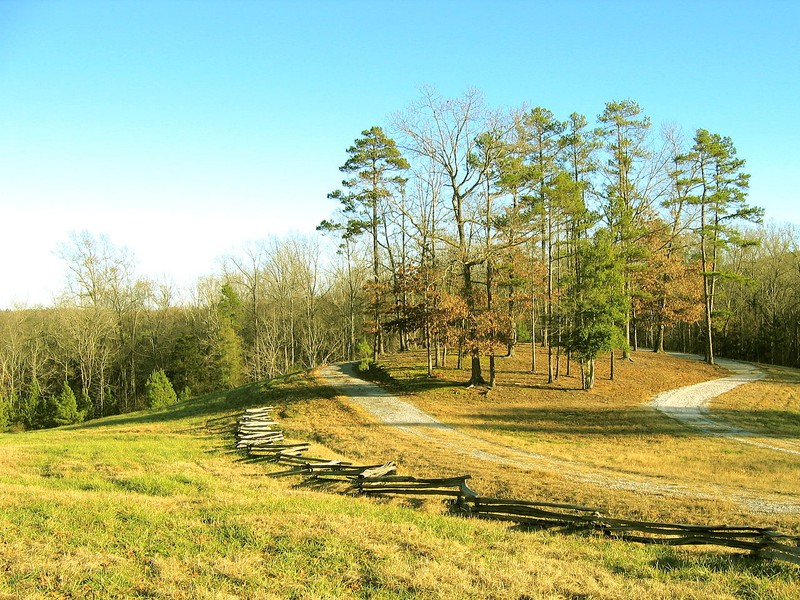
[0, 371, 798, 598]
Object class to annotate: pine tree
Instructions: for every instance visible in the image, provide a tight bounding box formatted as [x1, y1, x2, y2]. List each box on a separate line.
[563, 230, 628, 390]
[215, 283, 245, 388]
[144, 369, 178, 408]
[677, 129, 763, 364]
[21, 381, 41, 429]
[598, 100, 652, 353]
[0, 395, 9, 432]
[322, 126, 409, 362]
[53, 381, 80, 426]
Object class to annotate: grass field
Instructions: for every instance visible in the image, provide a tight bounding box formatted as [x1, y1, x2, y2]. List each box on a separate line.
[1, 351, 799, 598]
[712, 364, 800, 438]
[303, 349, 800, 527]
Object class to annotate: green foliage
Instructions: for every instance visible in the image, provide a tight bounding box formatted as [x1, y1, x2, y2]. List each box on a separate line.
[515, 320, 532, 344]
[563, 230, 628, 388]
[218, 282, 244, 330]
[144, 369, 178, 408]
[355, 338, 372, 360]
[355, 338, 373, 371]
[53, 381, 81, 426]
[178, 386, 192, 402]
[214, 320, 244, 389]
[0, 395, 9, 432]
[326, 126, 409, 238]
[20, 381, 41, 429]
[78, 391, 94, 421]
[169, 331, 205, 394]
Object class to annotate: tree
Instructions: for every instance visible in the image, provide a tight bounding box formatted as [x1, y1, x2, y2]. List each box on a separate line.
[517, 107, 567, 383]
[677, 129, 763, 364]
[55, 231, 141, 416]
[563, 230, 627, 390]
[52, 380, 80, 426]
[0, 396, 8, 432]
[224, 241, 270, 381]
[395, 87, 510, 385]
[323, 126, 409, 362]
[20, 380, 41, 429]
[597, 100, 653, 354]
[144, 369, 177, 408]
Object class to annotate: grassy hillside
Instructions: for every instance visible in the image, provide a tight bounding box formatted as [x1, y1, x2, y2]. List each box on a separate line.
[1, 359, 798, 599]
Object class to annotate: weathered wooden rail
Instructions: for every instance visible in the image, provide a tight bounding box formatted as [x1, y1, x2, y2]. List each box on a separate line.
[459, 496, 606, 527]
[357, 475, 477, 498]
[231, 406, 800, 566]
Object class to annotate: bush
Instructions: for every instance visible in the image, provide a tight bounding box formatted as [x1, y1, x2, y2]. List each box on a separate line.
[53, 381, 81, 426]
[0, 395, 9, 432]
[145, 369, 178, 408]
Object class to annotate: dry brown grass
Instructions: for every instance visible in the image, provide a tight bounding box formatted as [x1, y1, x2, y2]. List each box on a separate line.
[276, 347, 800, 536]
[2, 370, 798, 598]
[712, 364, 800, 438]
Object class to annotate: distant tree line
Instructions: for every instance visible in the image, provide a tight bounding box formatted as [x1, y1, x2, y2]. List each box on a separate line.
[2, 88, 799, 430]
[0, 232, 361, 431]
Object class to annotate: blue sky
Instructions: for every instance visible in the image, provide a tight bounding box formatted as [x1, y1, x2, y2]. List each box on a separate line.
[1, 0, 798, 307]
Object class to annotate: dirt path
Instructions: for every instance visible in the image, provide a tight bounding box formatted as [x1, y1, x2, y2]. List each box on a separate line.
[650, 354, 800, 455]
[319, 362, 800, 515]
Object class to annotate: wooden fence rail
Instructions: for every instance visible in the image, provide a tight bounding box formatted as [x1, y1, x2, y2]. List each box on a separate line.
[357, 475, 477, 498]
[231, 406, 800, 566]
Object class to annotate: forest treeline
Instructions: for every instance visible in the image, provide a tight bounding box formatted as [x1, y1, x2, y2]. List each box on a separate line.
[2, 88, 799, 431]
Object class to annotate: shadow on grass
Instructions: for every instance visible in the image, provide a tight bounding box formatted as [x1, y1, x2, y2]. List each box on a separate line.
[68, 371, 338, 432]
[649, 551, 798, 578]
[710, 409, 800, 438]
[458, 407, 798, 440]
[348, 361, 462, 394]
[453, 406, 800, 439]
[377, 362, 589, 393]
[457, 406, 707, 438]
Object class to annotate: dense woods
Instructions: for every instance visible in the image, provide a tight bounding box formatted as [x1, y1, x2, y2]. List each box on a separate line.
[2, 89, 798, 431]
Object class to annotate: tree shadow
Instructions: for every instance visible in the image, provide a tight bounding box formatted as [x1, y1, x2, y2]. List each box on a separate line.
[708, 409, 800, 439]
[68, 372, 335, 432]
[459, 406, 704, 437]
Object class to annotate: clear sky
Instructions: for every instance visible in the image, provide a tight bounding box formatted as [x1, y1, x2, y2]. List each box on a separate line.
[1, 0, 798, 308]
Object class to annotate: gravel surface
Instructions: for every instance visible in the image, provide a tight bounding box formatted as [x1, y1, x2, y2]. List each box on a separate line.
[320, 361, 800, 514]
[650, 354, 800, 456]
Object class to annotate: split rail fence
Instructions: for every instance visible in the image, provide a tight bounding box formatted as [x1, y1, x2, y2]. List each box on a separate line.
[231, 406, 800, 567]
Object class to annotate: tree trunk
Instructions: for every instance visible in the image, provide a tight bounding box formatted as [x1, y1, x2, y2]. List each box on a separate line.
[468, 354, 485, 386]
[530, 295, 537, 373]
[655, 321, 665, 353]
[425, 324, 433, 377]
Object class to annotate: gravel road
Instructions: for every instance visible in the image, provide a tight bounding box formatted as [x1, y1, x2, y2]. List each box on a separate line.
[319, 360, 800, 514]
[650, 354, 800, 455]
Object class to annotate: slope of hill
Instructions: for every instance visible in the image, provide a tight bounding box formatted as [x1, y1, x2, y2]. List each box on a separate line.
[1, 359, 798, 599]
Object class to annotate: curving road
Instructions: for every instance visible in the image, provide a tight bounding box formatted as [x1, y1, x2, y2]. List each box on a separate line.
[319, 360, 800, 514]
[650, 354, 800, 455]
